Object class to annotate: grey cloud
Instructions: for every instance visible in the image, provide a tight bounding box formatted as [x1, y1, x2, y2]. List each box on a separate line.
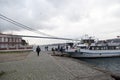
[66, 11, 81, 22]
[0, 0, 58, 32]
[0, 0, 25, 6]
[0, 0, 120, 38]
[0, 19, 22, 32]
[112, 6, 120, 18]
[47, 0, 69, 8]
[93, 0, 120, 7]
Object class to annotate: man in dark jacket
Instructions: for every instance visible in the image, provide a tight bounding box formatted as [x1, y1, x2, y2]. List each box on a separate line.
[51, 48, 55, 55]
[36, 46, 41, 56]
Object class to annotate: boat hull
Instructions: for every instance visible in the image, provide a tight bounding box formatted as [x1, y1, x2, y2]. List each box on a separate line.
[65, 49, 120, 58]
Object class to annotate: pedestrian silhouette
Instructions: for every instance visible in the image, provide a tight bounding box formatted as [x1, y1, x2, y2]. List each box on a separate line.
[60, 47, 64, 53]
[46, 46, 48, 51]
[51, 48, 55, 55]
[58, 45, 60, 51]
[45, 46, 48, 51]
[36, 46, 41, 56]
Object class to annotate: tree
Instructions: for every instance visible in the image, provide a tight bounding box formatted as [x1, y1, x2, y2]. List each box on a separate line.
[21, 39, 28, 45]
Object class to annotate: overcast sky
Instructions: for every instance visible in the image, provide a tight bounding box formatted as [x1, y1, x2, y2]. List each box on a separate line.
[0, 0, 120, 44]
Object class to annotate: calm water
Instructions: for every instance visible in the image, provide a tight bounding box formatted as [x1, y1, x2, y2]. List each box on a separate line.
[80, 57, 120, 73]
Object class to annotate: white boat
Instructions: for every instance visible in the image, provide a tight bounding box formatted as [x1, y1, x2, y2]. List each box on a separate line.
[66, 49, 120, 58]
[65, 36, 120, 58]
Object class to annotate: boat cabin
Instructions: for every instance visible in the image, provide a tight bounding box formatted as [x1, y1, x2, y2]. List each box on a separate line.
[89, 46, 120, 50]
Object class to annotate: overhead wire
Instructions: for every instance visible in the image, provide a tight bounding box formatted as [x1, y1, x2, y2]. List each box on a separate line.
[7, 34, 78, 41]
[0, 13, 56, 37]
[0, 13, 80, 41]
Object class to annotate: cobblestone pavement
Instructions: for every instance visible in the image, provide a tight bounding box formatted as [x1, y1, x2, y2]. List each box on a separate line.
[0, 51, 114, 80]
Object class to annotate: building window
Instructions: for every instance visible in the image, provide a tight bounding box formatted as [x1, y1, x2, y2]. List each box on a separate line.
[4, 37, 8, 42]
[9, 38, 12, 42]
[19, 39, 21, 42]
[0, 37, 2, 42]
[2, 37, 4, 42]
[16, 38, 18, 42]
[1, 44, 5, 48]
[13, 38, 15, 42]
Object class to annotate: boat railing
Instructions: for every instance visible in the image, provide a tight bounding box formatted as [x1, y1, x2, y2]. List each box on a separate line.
[88, 46, 120, 50]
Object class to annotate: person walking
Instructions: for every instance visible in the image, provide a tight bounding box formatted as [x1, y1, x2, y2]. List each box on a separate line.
[51, 48, 55, 55]
[60, 46, 64, 56]
[46, 46, 48, 51]
[45, 46, 49, 51]
[36, 46, 41, 56]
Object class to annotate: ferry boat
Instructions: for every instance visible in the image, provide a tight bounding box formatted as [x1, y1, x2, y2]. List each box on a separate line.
[65, 36, 120, 58]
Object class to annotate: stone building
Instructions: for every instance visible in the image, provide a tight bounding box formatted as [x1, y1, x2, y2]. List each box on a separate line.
[0, 33, 32, 50]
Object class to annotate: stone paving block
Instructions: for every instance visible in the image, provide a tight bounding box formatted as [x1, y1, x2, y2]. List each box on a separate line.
[0, 52, 114, 80]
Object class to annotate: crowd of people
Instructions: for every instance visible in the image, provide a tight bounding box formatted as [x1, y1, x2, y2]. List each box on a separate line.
[36, 45, 69, 56]
[51, 45, 67, 55]
[36, 45, 68, 56]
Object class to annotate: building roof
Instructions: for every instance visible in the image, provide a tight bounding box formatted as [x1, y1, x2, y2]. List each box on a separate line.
[0, 33, 21, 38]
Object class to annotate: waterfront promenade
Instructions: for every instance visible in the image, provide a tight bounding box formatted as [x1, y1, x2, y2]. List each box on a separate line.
[0, 51, 114, 80]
